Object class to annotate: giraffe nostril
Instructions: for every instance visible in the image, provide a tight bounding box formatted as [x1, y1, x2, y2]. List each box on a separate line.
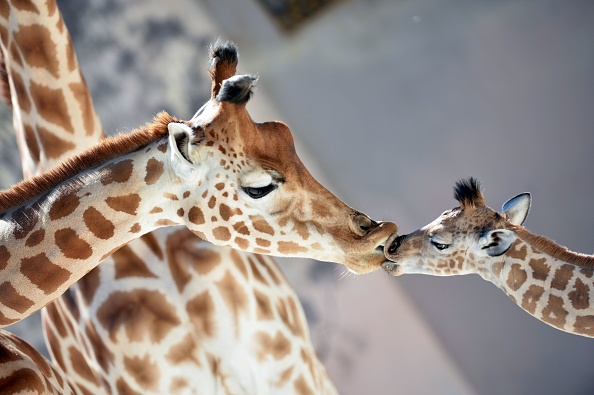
[353, 213, 377, 234]
[387, 235, 403, 254]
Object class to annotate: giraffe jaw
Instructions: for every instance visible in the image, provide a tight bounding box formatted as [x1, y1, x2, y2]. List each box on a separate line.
[382, 261, 402, 276]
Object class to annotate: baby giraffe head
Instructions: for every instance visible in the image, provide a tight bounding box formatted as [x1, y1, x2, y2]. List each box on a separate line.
[165, 40, 397, 273]
[382, 177, 531, 276]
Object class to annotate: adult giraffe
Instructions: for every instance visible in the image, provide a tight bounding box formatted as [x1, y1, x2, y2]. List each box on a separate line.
[0, 1, 395, 393]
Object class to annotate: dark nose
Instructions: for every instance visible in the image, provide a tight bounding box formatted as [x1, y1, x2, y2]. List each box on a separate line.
[387, 235, 404, 254]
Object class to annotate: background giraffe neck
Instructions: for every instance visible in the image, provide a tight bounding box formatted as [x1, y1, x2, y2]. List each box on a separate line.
[0, 1, 103, 178]
[486, 226, 594, 338]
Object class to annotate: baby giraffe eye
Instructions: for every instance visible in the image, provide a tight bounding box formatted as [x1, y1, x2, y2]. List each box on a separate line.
[242, 184, 277, 199]
[431, 240, 450, 250]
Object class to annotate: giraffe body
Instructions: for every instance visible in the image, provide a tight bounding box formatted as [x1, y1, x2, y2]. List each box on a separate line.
[383, 177, 594, 338]
[0, 330, 75, 394]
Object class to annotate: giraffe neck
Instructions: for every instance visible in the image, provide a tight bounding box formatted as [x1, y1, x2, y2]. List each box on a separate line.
[484, 226, 594, 337]
[0, 1, 103, 178]
[0, 126, 189, 326]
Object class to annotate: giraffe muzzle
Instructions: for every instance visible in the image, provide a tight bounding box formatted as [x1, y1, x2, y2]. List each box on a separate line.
[381, 261, 401, 276]
[382, 232, 403, 276]
[385, 233, 404, 255]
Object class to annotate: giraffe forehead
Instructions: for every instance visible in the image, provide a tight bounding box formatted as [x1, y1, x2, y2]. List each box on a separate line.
[436, 206, 503, 232]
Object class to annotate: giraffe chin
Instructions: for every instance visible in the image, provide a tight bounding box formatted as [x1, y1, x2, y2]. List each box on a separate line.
[382, 261, 402, 276]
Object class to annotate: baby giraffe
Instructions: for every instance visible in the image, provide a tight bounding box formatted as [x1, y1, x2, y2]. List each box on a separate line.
[383, 177, 594, 338]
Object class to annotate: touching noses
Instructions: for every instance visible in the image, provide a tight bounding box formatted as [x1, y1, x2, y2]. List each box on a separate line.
[386, 233, 404, 255]
[350, 212, 398, 247]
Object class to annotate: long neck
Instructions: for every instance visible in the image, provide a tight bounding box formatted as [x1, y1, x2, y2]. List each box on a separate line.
[0, 0, 103, 178]
[485, 227, 594, 338]
[0, 137, 185, 326]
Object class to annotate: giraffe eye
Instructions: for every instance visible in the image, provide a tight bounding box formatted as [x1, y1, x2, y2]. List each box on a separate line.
[242, 184, 276, 199]
[431, 240, 450, 250]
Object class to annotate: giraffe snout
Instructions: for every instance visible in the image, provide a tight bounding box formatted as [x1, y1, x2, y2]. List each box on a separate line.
[386, 233, 404, 255]
[352, 213, 378, 235]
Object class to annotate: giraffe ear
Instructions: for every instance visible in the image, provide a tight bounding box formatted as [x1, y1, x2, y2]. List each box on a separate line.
[477, 229, 516, 257]
[501, 192, 531, 225]
[168, 122, 201, 181]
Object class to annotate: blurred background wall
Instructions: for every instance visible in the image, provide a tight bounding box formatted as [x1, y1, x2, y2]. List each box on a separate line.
[1, 0, 593, 394]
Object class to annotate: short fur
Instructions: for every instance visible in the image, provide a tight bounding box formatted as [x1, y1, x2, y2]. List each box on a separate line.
[454, 177, 485, 209]
[0, 112, 179, 212]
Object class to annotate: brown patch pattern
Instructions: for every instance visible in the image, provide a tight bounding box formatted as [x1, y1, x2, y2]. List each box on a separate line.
[83, 207, 115, 239]
[528, 257, 550, 281]
[251, 215, 275, 235]
[573, 315, 594, 336]
[30, 81, 74, 133]
[144, 158, 164, 185]
[213, 226, 231, 241]
[216, 271, 247, 333]
[69, 346, 97, 384]
[540, 294, 568, 328]
[112, 245, 157, 279]
[186, 291, 216, 338]
[49, 192, 80, 221]
[97, 290, 181, 342]
[25, 229, 45, 247]
[0, 282, 34, 313]
[551, 264, 574, 291]
[15, 24, 60, 78]
[0, 246, 10, 270]
[278, 241, 308, 255]
[166, 334, 201, 366]
[255, 331, 292, 361]
[20, 253, 71, 295]
[254, 290, 274, 320]
[506, 263, 527, 292]
[101, 159, 134, 185]
[188, 206, 205, 225]
[55, 228, 93, 259]
[37, 126, 76, 159]
[105, 193, 141, 215]
[568, 278, 590, 310]
[124, 355, 159, 391]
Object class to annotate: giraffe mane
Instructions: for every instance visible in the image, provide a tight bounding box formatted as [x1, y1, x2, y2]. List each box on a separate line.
[0, 112, 178, 212]
[454, 177, 485, 209]
[514, 226, 594, 268]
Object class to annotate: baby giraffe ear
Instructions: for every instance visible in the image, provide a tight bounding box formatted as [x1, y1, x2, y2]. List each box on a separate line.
[477, 229, 517, 257]
[502, 192, 531, 225]
[168, 122, 200, 181]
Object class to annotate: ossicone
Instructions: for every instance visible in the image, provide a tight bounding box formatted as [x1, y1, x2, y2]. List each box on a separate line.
[216, 75, 257, 105]
[454, 177, 485, 209]
[209, 39, 239, 98]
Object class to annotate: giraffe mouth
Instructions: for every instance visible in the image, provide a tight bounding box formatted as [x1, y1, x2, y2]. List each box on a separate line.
[382, 261, 401, 276]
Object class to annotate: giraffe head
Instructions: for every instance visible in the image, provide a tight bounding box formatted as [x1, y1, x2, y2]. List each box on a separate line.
[165, 41, 397, 273]
[382, 177, 531, 276]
